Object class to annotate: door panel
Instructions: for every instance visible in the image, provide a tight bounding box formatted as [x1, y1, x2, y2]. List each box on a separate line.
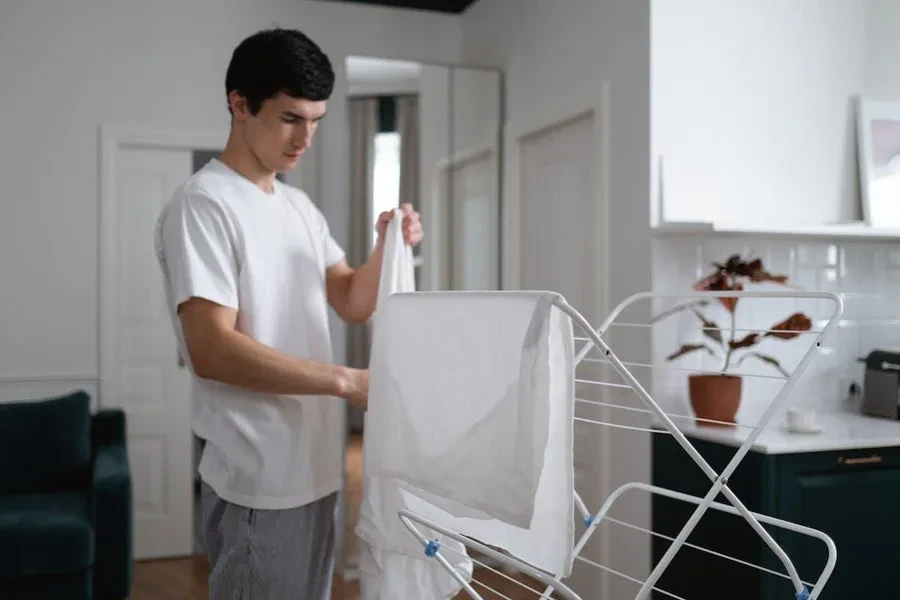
[112, 145, 193, 559]
[519, 114, 595, 303]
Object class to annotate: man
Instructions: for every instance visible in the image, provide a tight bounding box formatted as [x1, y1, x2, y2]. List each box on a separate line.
[153, 28, 422, 599]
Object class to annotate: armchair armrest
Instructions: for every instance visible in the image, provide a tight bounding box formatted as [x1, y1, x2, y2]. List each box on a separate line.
[91, 409, 132, 599]
[92, 408, 126, 446]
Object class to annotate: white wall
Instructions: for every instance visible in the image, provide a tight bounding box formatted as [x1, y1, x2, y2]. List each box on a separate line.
[418, 64, 452, 289]
[345, 56, 422, 97]
[0, 0, 461, 400]
[652, 0, 868, 226]
[450, 67, 501, 157]
[462, 1, 653, 597]
[865, 0, 900, 101]
[346, 78, 420, 97]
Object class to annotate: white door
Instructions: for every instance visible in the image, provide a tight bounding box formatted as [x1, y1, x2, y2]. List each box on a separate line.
[510, 102, 610, 595]
[450, 149, 500, 290]
[519, 117, 596, 303]
[106, 145, 194, 559]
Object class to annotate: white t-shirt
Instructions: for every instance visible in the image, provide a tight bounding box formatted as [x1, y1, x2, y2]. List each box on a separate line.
[153, 158, 346, 510]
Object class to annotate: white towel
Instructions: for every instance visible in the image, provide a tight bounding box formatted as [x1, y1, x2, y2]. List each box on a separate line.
[373, 208, 415, 324]
[365, 290, 576, 577]
[356, 209, 473, 599]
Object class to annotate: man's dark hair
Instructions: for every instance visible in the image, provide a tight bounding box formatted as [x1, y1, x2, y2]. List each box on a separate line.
[225, 28, 335, 115]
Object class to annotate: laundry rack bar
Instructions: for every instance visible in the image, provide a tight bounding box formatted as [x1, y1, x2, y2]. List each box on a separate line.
[589, 322, 828, 336]
[572, 291, 843, 600]
[574, 396, 762, 430]
[397, 290, 841, 600]
[598, 483, 835, 589]
[398, 509, 583, 600]
[539, 481, 837, 600]
[569, 290, 842, 600]
[577, 357, 790, 380]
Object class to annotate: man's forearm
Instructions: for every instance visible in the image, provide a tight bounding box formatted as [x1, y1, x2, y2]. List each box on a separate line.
[193, 327, 351, 397]
[344, 242, 385, 323]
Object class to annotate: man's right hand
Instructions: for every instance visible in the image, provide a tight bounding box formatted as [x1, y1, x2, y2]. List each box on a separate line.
[178, 297, 371, 407]
[339, 368, 369, 410]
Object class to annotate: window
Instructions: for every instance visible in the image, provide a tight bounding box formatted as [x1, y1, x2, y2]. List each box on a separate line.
[371, 131, 401, 248]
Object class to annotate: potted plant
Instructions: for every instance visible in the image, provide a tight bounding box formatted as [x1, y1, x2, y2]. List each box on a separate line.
[652, 254, 813, 427]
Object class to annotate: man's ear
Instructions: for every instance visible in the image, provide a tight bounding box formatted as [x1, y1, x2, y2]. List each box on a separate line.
[228, 90, 250, 121]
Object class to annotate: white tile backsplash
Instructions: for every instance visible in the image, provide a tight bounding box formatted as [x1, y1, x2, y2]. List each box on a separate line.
[652, 235, 900, 424]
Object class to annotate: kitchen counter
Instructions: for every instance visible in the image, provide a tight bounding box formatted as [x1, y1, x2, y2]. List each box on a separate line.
[660, 411, 900, 454]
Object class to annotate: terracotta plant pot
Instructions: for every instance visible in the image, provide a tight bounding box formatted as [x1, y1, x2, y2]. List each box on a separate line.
[688, 374, 742, 427]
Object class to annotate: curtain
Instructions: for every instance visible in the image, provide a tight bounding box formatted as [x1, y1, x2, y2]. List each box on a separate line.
[396, 96, 420, 212]
[396, 96, 420, 288]
[345, 97, 378, 431]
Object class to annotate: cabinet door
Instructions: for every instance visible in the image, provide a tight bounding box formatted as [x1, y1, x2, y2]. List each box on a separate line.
[651, 435, 777, 600]
[778, 458, 900, 598]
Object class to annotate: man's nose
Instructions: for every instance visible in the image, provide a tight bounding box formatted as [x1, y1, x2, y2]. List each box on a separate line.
[293, 124, 313, 150]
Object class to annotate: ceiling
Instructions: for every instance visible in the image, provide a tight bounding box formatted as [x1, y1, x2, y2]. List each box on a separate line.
[320, 0, 479, 14]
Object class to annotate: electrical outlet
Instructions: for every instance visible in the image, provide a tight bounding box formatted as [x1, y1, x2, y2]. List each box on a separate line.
[840, 377, 862, 410]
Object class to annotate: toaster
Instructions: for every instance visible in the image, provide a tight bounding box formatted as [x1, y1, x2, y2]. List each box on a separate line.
[861, 350, 900, 420]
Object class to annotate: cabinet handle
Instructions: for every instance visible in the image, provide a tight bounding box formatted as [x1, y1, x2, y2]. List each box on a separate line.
[838, 455, 882, 466]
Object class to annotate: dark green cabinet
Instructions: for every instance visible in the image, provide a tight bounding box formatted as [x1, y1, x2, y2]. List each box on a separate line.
[651, 435, 900, 599]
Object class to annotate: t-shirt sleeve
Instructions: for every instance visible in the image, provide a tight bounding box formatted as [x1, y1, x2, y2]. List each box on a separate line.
[158, 192, 240, 311]
[320, 210, 346, 268]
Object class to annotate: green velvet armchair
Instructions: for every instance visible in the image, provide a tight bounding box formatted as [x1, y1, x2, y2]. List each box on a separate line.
[0, 390, 133, 599]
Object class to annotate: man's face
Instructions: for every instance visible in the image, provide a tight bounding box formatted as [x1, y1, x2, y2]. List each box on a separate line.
[231, 91, 327, 173]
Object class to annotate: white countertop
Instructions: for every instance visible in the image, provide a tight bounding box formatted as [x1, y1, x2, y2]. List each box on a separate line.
[659, 412, 900, 454]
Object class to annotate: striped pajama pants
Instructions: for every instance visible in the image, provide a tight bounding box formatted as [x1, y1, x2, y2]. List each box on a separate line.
[199, 480, 338, 599]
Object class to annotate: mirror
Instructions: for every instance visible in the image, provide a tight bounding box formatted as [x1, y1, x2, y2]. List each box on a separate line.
[343, 55, 503, 292]
[338, 55, 503, 578]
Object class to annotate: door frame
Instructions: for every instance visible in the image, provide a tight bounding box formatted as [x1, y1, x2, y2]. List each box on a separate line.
[97, 125, 227, 409]
[500, 83, 613, 595]
[428, 133, 501, 290]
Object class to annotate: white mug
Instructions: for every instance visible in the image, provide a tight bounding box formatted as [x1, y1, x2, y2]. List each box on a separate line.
[786, 408, 819, 433]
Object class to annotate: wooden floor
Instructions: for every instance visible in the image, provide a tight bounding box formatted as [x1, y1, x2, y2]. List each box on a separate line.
[345, 432, 363, 565]
[132, 555, 544, 599]
[131, 555, 362, 599]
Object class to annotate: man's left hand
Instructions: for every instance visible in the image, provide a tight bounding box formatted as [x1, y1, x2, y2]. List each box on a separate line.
[375, 203, 423, 248]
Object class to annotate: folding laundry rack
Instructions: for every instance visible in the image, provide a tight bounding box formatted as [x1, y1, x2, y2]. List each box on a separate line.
[397, 290, 843, 600]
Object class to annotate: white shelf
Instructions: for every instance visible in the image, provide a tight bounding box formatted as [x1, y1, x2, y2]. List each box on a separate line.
[652, 220, 900, 242]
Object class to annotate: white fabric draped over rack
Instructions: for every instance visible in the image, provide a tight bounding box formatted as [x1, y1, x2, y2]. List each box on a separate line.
[364, 290, 576, 578]
[358, 210, 472, 599]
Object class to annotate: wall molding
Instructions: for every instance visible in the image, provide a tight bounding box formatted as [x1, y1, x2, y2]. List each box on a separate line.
[0, 374, 98, 383]
[0, 375, 100, 409]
